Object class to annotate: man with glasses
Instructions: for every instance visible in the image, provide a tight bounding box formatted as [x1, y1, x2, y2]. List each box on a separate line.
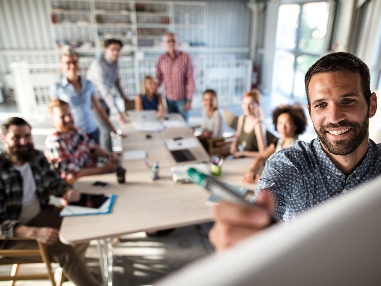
[156, 32, 195, 121]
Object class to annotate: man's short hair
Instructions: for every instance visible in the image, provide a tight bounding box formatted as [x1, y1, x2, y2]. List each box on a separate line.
[104, 38, 123, 49]
[305, 52, 371, 106]
[1, 117, 32, 135]
[48, 99, 69, 114]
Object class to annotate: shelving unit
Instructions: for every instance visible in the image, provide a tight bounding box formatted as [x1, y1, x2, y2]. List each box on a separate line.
[49, 0, 209, 99]
[50, 0, 207, 56]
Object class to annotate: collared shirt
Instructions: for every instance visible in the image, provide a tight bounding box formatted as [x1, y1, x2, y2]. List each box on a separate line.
[44, 128, 98, 183]
[50, 77, 98, 134]
[86, 55, 123, 113]
[156, 50, 195, 101]
[256, 139, 381, 222]
[0, 150, 72, 238]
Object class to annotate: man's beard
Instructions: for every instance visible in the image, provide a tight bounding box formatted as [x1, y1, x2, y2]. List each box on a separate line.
[8, 143, 35, 163]
[314, 117, 369, 156]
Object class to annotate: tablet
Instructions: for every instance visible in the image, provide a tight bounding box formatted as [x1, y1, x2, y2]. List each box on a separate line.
[69, 193, 109, 209]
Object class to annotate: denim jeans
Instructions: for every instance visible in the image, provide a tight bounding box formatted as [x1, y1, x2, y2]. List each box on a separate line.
[87, 128, 100, 145]
[165, 98, 188, 122]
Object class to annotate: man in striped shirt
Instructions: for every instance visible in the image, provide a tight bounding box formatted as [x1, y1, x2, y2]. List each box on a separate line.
[87, 38, 128, 152]
[156, 32, 195, 121]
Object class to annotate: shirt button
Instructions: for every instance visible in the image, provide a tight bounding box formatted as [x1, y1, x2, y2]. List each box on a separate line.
[327, 175, 330, 179]
[356, 176, 360, 180]
[342, 189, 347, 193]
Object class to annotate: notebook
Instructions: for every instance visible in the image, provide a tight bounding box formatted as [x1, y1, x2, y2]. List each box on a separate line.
[60, 193, 116, 217]
[128, 110, 157, 122]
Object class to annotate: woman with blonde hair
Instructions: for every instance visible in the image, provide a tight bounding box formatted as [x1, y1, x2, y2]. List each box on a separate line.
[135, 76, 165, 117]
[230, 89, 267, 158]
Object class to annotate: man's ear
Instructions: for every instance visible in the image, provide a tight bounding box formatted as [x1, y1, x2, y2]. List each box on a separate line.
[369, 92, 377, 118]
[1, 134, 6, 144]
[306, 103, 311, 117]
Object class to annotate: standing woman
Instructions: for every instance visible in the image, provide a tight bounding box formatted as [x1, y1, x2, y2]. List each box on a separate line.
[135, 76, 165, 117]
[50, 47, 117, 144]
[230, 89, 267, 158]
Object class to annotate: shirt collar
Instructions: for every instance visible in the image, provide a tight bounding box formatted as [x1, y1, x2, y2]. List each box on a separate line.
[313, 138, 374, 179]
[166, 50, 180, 58]
[61, 76, 82, 87]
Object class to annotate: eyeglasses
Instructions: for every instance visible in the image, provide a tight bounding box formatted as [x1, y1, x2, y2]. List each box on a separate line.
[166, 39, 176, 43]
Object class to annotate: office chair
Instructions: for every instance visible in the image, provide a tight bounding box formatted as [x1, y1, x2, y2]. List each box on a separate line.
[0, 237, 64, 286]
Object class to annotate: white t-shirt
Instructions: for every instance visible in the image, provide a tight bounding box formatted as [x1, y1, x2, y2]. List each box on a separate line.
[13, 163, 41, 223]
[201, 109, 223, 138]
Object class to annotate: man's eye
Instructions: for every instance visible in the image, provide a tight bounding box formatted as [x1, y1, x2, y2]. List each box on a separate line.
[314, 103, 327, 109]
[342, 99, 355, 104]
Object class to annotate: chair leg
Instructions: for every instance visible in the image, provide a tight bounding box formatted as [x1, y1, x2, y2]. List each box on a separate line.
[54, 267, 65, 286]
[38, 242, 56, 285]
[9, 264, 20, 286]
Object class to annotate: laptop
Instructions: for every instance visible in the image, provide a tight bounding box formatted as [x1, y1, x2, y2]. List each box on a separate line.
[128, 110, 157, 122]
[170, 149, 196, 163]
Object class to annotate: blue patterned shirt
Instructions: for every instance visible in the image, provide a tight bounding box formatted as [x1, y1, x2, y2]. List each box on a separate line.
[256, 139, 381, 222]
[50, 77, 98, 134]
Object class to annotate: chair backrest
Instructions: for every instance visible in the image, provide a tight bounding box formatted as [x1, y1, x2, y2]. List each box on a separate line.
[223, 109, 239, 130]
[0, 238, 62, 285]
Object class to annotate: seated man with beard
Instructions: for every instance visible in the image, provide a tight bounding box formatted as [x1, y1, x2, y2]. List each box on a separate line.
[0, 117, 99, 286]
[44, 99, 119, 183]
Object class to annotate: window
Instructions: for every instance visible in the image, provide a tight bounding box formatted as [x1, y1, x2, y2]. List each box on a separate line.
[272, 1, 333, 101]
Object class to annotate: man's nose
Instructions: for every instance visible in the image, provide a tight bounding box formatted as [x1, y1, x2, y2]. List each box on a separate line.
[19, 137, 29, 145]
[328, 104, 346, 123]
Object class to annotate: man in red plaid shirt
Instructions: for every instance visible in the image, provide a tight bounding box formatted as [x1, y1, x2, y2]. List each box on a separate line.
[156, 32, 195, 121]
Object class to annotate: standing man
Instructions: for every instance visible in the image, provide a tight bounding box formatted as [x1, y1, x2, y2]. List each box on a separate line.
[87, 38, 128, 152]
[156, 32, 195, 121]
[0, 117, 98, 286]
[209, 52, 381, 251]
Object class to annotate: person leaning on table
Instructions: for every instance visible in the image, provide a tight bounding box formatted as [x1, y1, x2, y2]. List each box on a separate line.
[210, 52, 381, 251]
[87, 38, 129, 152]
[44, 99, 119, 184]
[0, 117, 99, 286]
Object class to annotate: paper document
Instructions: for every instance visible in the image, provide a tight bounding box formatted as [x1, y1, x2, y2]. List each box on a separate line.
[171, 163, 210, 183]
[123, 150, 147, 161]
[165, 137, 199, 151]
[60, 194, 116, 217]
[162, 120, 186, 128]
[132, 122, 164, 132]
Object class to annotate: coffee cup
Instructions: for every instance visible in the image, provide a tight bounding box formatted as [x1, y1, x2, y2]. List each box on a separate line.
[116, 166, 126, 184]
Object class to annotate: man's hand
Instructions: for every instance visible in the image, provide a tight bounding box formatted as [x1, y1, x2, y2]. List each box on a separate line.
[101, 158, 119, 173]
[61, 189, 81, 205]
[117, 112, 127, 125]
[209, 190, 276, 251]
[242, 171, 260, 183]
[185, 101, 192, 111]
[34, 227, 60, 245]
[14, 225, 59, 245]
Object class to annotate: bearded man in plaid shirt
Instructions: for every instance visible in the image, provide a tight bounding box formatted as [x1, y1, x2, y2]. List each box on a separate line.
[156, 32, 195, 121]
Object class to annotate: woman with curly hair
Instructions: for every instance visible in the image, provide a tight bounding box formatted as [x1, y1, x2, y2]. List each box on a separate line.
[242, 103, 307, 183]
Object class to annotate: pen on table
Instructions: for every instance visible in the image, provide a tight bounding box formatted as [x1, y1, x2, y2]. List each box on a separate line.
[187, 167, 278, 225]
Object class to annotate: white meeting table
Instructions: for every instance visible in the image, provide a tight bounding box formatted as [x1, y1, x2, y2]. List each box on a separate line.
[121, 113, 210, 170]
[60, 110, 254, 285]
